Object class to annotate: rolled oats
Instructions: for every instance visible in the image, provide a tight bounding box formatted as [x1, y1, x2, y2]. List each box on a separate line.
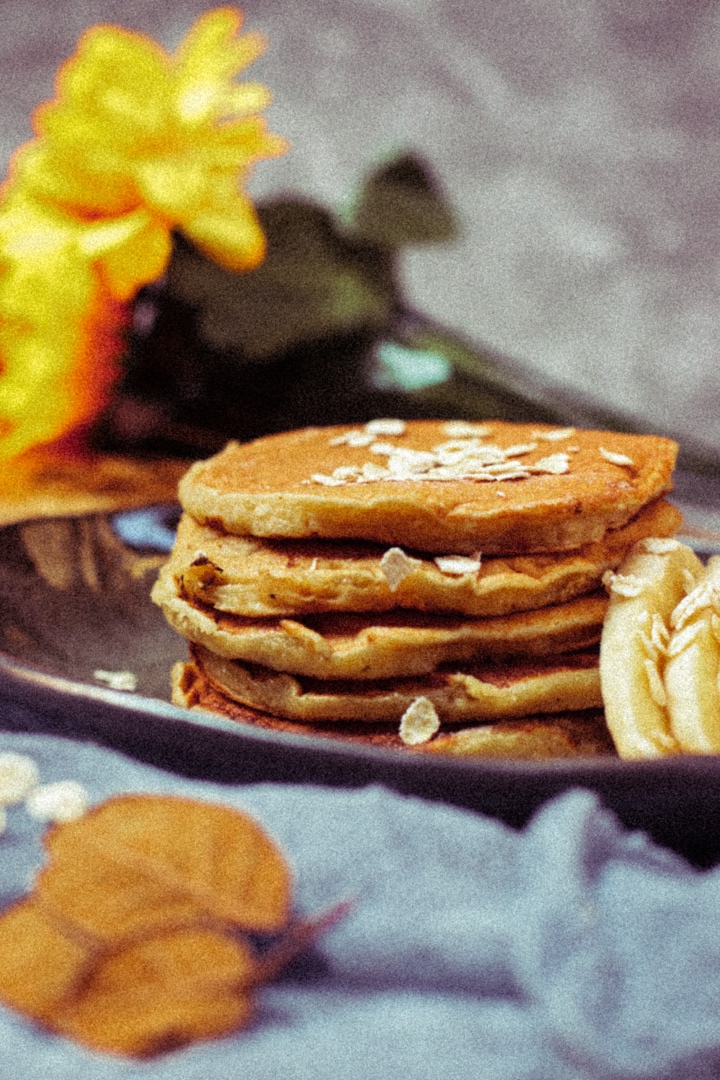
[379, 547, 422, 591]
[399, 696, 440, 745]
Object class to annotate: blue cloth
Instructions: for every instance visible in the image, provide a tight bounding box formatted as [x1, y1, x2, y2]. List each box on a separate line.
[0, 730, 719, 1080]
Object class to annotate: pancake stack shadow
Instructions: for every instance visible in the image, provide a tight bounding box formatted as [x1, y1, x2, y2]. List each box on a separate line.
[152, 419, 682, 759]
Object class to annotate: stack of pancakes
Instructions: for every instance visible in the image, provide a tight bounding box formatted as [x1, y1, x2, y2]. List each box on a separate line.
[153, 419, 682, 758]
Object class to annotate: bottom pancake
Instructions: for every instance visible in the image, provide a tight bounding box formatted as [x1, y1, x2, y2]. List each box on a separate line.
[188, 642, 602, 723]
[172, 658, 615, 758]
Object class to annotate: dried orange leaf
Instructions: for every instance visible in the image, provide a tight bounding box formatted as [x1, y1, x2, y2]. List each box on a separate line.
[0, 896, 89, 1024]
[254, 898, 355, 984]
[54, 927, 256, 1056]
[0, 794, 349, 1058]
[38, 794, 291, 941]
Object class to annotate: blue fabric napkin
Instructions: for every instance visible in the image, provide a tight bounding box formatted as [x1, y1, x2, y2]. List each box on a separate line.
[1, 729, 719, 1080]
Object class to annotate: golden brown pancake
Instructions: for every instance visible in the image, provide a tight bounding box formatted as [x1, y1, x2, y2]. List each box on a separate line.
[190, 642, 602, 723]
[162, 499, 681, 618]
[173, 659, 614, 758]
[153, 564, 607, 680]
[178, 420, 678, 555]
[160, 417, 682, 760]
[423, 711, 615, 757]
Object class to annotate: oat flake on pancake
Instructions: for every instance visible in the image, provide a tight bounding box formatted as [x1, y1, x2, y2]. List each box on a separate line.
[178, 420, 678, 555]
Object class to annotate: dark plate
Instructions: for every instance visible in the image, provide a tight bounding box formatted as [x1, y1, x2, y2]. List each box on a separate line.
[2, 505, 720, 865]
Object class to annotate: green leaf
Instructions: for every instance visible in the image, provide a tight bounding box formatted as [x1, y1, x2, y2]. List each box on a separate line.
[348, 152, 458, 248]
[168, 201, 394, 359]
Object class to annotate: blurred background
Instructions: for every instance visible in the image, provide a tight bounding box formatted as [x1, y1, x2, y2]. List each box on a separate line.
[0, 0, 718, 460]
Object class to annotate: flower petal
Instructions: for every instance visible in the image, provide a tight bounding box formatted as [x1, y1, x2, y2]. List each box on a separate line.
[209, 117, 289, 166]
[76, 210, 150, 257]
[56, 25, 169, 118]
[98, 218, 171, 300]
[182, 196, 266, 271]
[135, 158, 209, 217]
[175, 9, 266, 84]
[13, 143, 139, 217]
[222, 81, 273, 115]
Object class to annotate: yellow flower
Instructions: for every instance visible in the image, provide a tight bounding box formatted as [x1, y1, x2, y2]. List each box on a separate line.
[0, 191, 160, 318]
[0, 193, 128, 460]
[11, 6, 287, 290]
[0, 283, 126, 464]
[0, 7, 285, 463]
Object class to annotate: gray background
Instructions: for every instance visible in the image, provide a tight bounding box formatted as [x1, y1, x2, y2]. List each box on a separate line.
[1, 0, 718, 453]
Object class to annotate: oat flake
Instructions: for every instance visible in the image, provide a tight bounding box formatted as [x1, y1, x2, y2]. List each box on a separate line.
[502, 442, 538, 457]
[380, 547, 421, 591]
[93, 669, 138, 692]
[311, 473, 346, 486]
[359, 462, 389, 481]
[442, 421, 492, 438]
[331, 466, 362, 481]
[434, 555, 482, 576]
[599, 447, 635, 468]
[0, 754, 39, 805]
[399, 697, 440, 745]
[365, 418, 406, 436]
[603, 570, 647, 597]
[535, 427, 576, 441]
[26, 780, 89, 823]
[329, 430, 374, 447]
[528, 453, 570, 475]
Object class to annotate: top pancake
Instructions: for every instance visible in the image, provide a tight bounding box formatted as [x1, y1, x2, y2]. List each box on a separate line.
[179, 419, 678, 555]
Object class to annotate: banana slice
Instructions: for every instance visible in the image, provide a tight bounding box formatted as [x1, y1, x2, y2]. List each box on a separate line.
[599, 539, 703, 759]
[664, 557, 720, 753]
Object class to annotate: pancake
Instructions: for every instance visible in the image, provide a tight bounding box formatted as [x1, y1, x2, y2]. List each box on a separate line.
[163, 498, 681, 618]
[153, 564, 607, 679]
[172, 658, 614, 758]
[422, 711, 615, 757]
[190, 643, 602, 723]
[178, 419, 678, 555]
